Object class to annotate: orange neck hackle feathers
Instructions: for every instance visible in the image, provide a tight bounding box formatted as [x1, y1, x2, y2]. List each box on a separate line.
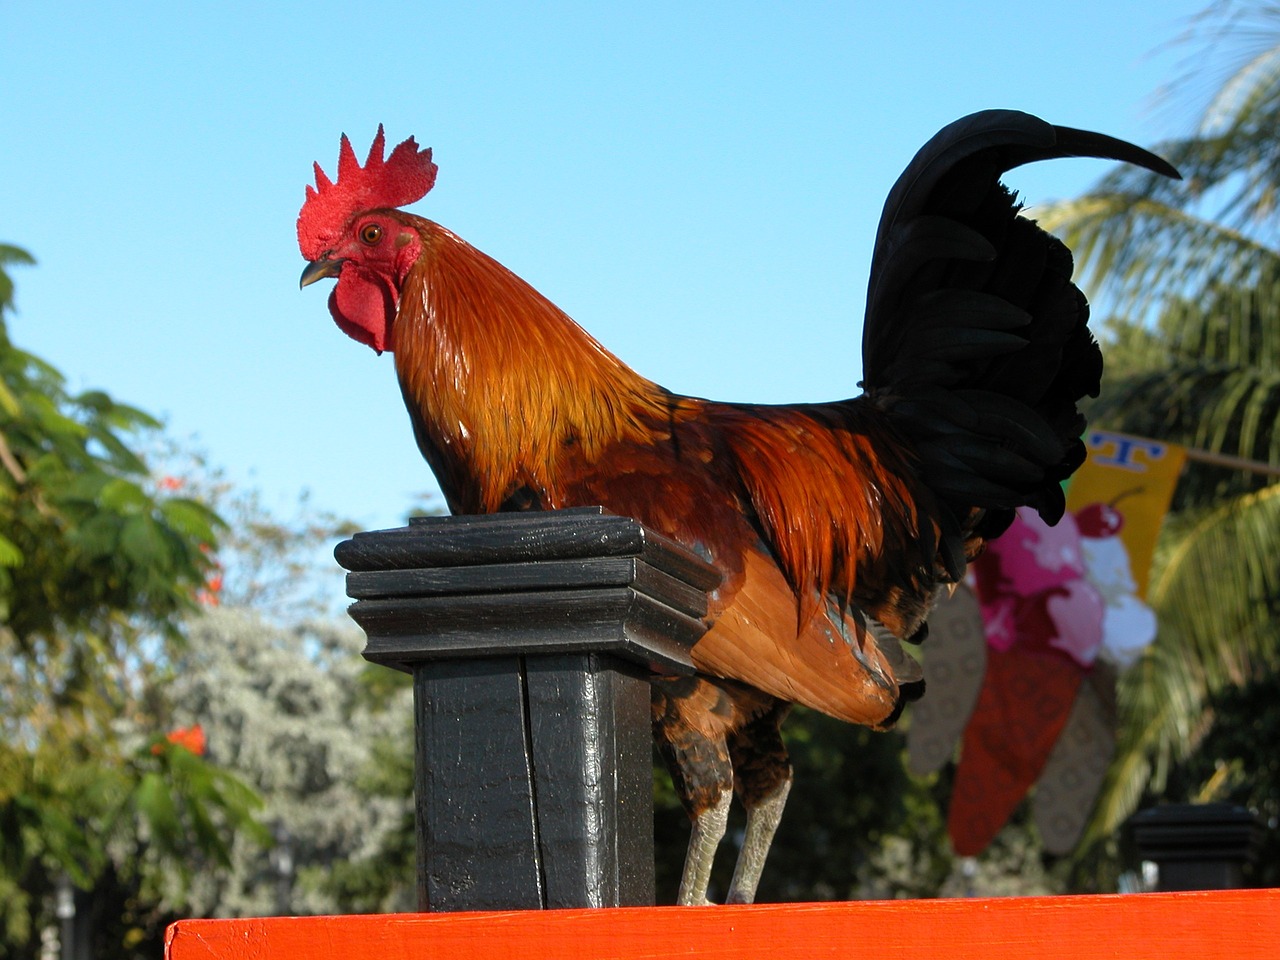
[394, 219, 673, 514]
[297, 125, 438, 260]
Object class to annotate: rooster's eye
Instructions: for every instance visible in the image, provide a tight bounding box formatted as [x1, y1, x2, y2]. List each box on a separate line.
[359, 223, 383, 245]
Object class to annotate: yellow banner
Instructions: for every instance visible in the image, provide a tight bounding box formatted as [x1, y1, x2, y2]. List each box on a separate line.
[1064, 431, 1185, 597]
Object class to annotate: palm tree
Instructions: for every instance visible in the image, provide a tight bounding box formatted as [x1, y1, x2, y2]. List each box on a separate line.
[1039, 0, 1280, 850]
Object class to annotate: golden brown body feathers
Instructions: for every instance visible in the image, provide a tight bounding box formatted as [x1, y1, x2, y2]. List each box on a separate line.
[393, 215, 937, 725]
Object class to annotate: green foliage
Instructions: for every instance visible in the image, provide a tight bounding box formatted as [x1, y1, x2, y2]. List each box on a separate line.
[1040, 1, 1280, 857]
[752, 713, 939, 901]
[1154, 485, 1280, 687]
[0, 247, 265, 958]
[1089, 272, 1280, 509]
[0, 244, 35, 321]
[1037, 3, 1280, 326]
[158, 609, 415, 917]
[652, 708, 1061, 903]
[1164, 672, 1280, 885]
[151, 442, 361, 619]
[0, 254, 217, 642]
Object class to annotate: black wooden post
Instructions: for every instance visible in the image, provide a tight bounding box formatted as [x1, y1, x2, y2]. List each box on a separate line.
[334, 507, 719, 911]
[1130, 803, 1265, 891]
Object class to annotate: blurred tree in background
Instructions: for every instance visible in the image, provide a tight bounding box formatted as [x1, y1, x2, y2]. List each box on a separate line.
[653, 708, 1068, 903]
[0, 246, 266, 958]
[139, 454, 418, 916]
[1040, 0, 1280, 875]
[155, 608, 414, 917]
[1, 246, 418, 956]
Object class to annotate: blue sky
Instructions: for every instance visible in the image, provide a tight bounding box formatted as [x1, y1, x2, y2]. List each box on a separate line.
[3, 2, 1213, 564]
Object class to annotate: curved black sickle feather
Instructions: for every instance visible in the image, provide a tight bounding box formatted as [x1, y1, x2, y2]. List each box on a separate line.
[856, 110, 1178, 579]
[862, 110, 1178, 380]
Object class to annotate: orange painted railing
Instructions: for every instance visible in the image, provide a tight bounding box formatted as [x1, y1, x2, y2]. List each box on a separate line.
[166, 889, 1280, 960]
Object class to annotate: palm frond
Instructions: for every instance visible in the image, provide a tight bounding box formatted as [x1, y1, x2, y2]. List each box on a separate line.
[1085, 485, 1280, 840]
[1203, 28, 1280, 132]
[1060, 0, 1280, 871]
[1084, 645, 1205, 842]
[1156, 1, 1280, 130]
[1037, 193, 1280, 323]
[0, 244, 36, 316]
[1152, 483, 1280, 688]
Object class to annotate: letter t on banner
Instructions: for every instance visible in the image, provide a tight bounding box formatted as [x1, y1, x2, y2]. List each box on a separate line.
[1065, 430, 1186, 598]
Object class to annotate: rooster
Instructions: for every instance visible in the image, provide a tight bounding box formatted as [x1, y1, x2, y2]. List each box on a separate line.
[297, 112, 1176, 904]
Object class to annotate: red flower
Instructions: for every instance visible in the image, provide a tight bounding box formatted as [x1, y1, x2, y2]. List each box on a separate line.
[197, 568, 224, 606]
[153, 724, 207, 756]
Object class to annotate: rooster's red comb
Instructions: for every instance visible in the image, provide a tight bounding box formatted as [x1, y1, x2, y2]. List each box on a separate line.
[296, 125, 438, 259]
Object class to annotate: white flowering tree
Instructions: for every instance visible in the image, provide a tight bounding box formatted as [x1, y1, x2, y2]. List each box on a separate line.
[159, 607, 414, 917]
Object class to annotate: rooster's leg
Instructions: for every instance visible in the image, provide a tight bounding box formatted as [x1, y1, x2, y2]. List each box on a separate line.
[725, 702, 793, 904]
[677, 787, 732, 905]
[652, 677, 738, 905]
[726, 776, 791, 904]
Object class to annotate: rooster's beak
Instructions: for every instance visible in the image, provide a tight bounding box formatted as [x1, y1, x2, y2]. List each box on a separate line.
[300, 257, 345, 289]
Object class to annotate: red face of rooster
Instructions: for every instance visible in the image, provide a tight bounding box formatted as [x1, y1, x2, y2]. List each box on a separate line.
[297, 126, 437, 353]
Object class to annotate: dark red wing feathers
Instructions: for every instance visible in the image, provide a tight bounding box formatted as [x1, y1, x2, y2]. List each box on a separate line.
[548, 399, 926, 725]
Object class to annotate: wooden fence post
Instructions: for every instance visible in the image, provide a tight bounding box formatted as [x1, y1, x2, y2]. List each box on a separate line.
[334, 507, 719, 912]
[1130, 803, 1264, 892]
